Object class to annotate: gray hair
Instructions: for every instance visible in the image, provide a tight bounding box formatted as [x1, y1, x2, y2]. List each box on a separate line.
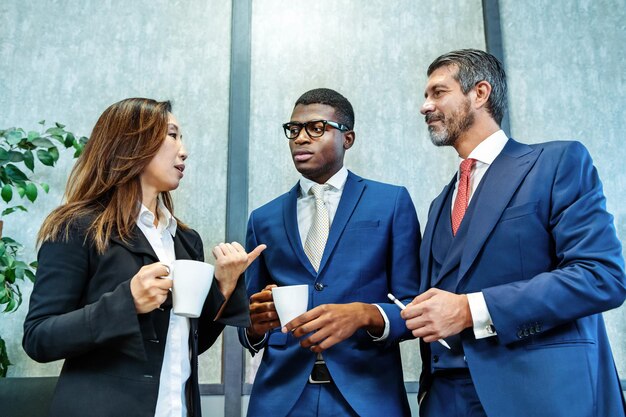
[427, 49, 507, 125]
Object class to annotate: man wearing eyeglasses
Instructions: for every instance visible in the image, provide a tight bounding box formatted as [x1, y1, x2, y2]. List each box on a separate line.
[239, 88, 420, 417]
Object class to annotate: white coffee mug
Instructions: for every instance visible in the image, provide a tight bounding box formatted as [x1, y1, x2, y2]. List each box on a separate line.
[169, 259, 214, 318]
[272, 285, 309, 327]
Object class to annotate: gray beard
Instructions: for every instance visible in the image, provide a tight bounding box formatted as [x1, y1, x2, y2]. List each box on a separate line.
[429, 126, 457, 147]
[427, 101, 474, 147]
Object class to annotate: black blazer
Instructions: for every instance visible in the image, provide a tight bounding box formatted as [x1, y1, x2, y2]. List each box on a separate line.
[23, 218, 249, 417]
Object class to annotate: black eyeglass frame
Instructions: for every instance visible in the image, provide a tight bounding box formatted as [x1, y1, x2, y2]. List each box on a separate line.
[282, 119, 350, 140]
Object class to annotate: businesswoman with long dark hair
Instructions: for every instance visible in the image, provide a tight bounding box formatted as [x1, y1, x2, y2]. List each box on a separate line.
[23, 98, 264, 417]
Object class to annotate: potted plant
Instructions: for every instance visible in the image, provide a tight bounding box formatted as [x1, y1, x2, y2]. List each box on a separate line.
[0, 121, 86, 376]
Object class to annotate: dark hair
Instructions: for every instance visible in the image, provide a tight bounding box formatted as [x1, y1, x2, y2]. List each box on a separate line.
[428, 49, 507, 125]
[38, 98, 182, 253]
[295, 88, 355, 130]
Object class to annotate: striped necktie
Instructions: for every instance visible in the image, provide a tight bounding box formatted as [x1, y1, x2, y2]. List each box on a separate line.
[304, 183, 330, 272]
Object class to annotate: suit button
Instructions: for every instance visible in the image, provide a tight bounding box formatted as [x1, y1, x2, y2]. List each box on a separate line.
[433, 355, 439, 363]
[523, 328, 529, 337]
[535, 324, 541, 333]
[314, 283, 324, 291]
[517, 330, 524, 339]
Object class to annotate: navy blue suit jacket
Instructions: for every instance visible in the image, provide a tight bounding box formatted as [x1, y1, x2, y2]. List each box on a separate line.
[240, 171, 420, 417]
[420, 139, 626, 417]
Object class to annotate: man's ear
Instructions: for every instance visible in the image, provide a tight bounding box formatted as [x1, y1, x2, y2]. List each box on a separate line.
[343, 130, 355, 150]
[473, 80, 492, 110]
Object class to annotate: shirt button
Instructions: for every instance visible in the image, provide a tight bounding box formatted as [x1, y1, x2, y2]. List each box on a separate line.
[314, 283, 324, 291]
[433, 355, 439, 363]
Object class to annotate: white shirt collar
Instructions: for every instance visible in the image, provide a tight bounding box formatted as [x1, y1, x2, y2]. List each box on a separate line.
[299, 166, 349, 197]
[137, 199, 177, 236]
[461, 129, 509, 166]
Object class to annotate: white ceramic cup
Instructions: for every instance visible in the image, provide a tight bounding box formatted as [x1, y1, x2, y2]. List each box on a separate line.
[272, 285, 309, 327]
[169, 260, 214, 318]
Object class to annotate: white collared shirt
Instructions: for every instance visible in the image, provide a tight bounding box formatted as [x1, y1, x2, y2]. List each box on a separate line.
[452, 130, 508, 339]
[136, 200, 191, 417]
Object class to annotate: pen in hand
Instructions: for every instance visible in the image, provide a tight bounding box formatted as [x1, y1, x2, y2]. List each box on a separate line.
[387, 293, 451, 350]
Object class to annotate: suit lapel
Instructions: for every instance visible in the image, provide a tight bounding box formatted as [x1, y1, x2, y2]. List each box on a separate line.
[456, 139, 541, 284]
[283, 182, 318, 276]
[318, 172, 365, 274]
[111, 226, 159, 261]
[421, 179, 455, 292]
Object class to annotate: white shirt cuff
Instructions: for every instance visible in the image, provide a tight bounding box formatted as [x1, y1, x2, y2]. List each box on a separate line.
[245, 330, 267, 353]
[467, 292, 497, 339]
[367, 304, 390, 341]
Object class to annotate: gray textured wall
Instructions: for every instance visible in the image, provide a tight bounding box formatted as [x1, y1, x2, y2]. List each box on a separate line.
[1, 0, 625, 416]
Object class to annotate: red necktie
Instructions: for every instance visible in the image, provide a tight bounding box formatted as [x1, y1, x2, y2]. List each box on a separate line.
[451, 158, 476, 236]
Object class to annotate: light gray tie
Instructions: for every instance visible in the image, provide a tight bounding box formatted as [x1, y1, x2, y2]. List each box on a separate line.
[304, 184, 330, 272]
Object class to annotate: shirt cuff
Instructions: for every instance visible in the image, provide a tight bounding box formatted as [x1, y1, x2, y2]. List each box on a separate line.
[245, 330, 267, 353]
[467, 292, 497, 339]
[367, 304, 390, 341]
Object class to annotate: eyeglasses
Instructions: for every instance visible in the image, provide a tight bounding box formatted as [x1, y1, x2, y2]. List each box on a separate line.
[282, 119, 350, 140]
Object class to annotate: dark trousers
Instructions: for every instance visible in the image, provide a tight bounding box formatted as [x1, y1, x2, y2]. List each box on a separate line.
[420, 373, 488, 417]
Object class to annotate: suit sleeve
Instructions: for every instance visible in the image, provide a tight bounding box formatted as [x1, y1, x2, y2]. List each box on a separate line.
[483, 141, 626, 345]
[23, 227, 146, 362]
[238, 211, 272, 353]
[376, 186, 422, 346]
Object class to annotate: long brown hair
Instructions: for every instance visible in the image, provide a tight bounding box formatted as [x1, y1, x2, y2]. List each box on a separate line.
[38, 98, 182, 253]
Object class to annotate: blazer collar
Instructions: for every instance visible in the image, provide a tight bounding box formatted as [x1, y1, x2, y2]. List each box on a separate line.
[110, 226, 198, 262]
[424, 139, 541, 289]
[282, 170, 365, 277]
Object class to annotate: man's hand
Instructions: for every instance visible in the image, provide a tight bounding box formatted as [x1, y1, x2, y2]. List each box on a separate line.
[212, 242, 266, 300]
[247, 284, 279, 343]
[401, 288, 473, 343]
[130, 263, 172, 314]
[282, 303, 384, 353]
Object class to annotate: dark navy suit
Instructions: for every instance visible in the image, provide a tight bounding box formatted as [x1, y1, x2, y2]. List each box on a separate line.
[240, 171, 420, 417]
[419, 139, 626, 417]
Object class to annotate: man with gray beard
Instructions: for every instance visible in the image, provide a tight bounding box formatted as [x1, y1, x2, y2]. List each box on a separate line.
[400, 49, 626, 417]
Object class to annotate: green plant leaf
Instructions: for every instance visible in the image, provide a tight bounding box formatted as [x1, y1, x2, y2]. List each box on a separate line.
[31, 137, 55, 148]
[0, 241, 5, 257]
[0, 148, 9, 164]
[29, 261, 37, 269]
[27, 131, 39, 142]
[36, 149, 54, 166]
[55, 122, 66, 129]
[64, 132, 75, 148]
[6, 130, 23, 145]
[14, 267, 25, 282]
[16, 186, 25, 198]
[7, 151, 24, 163]
[4, 164, 28, 182]
[49, 147, 60, 162]
[41, 182, 49, 193]
[38, 120, 46, 125]
[1, 206, 27, 216]
[23, 150, 34, 171]
[24, 269, 36, 283]
[1, 184, 12, 203]
[5, 268, 15, 283]
[24, 183, 37, 202]
[4, 297, 17, 313]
